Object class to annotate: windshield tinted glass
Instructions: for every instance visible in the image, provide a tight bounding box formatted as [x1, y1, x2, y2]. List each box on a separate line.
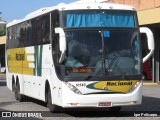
[62, 10, 136, 28]
[63, 29, 141, 78]
[104, 30, 141, 76]
[65, 30, 103, 77]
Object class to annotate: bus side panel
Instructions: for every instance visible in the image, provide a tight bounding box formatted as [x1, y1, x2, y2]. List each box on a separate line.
[23, 75, 45, 101]
[6, 70, 13, 91]
[5, 50, 11, 90]
[22, 46, 45, 101]
[41, 45, 62, 106]
[21, 44, 62, 105]
[49, 72, 62, 106]
[6, 44, 63, 106]
[6, 48, 23, 91]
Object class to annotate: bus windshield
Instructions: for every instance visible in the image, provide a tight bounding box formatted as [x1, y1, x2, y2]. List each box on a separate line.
[64, 29, 141, 78]
[60, 10, 141, 78]
[65, 30, 103, 77]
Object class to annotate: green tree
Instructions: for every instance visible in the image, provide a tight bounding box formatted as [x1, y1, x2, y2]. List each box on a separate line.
[0, 25, 6, 36]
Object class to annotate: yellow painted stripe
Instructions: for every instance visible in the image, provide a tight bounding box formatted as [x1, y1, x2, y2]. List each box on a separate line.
[93, 80, 138, 93]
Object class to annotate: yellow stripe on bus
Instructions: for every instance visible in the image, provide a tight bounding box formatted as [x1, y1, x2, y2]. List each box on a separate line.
[7, 48, 34, 75]
[91, 80, 138, 93]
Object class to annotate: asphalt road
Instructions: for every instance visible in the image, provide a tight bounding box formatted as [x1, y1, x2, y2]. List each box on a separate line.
[0, 75, 160, 120]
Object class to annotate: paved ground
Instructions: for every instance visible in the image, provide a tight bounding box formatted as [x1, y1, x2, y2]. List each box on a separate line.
[0, 74, 160, 120]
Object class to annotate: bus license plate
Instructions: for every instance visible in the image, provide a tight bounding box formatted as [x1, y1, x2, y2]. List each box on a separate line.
[98, 102, 111, 107]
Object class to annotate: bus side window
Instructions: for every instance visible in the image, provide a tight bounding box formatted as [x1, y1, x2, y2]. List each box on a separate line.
[20, 22, 28, 47]
[14, 25, 21, 48]
[34, 17, 42, 45]
[6, 28, 11, 49]
[27, 21, 33, 46]
[10, 27, 14, 48]
[42, 14, 50, 44]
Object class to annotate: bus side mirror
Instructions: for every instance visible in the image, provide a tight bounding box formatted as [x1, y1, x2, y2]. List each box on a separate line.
[55, 27, 66, 63]
[140, 27, 155, 63]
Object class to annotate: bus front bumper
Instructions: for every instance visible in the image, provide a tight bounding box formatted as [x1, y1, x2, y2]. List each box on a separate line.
[61, 82, 142, 108]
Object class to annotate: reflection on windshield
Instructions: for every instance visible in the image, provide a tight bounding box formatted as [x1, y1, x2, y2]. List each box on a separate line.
[65, 30, 103, 77]
[104, 30, 140, 76]
[64, 29, 141, 78]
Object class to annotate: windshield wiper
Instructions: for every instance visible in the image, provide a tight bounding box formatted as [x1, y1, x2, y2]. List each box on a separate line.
[116, 75, 130, 80]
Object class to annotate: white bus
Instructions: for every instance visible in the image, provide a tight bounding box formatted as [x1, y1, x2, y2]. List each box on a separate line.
[6, 0, 154, 112]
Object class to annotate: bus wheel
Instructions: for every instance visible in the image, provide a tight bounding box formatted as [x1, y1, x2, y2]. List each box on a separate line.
[14, 83, 18, 100]
[47, 87, 60, 112]
[108, 106, 121, 112]
[14, 82, 24, 102]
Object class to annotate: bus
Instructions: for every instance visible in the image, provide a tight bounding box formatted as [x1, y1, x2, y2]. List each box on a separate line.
[6, 0, 154, 112]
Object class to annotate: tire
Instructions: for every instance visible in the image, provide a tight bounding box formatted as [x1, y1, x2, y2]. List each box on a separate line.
[14, 83, 18, 100]
[14, 82, 24, 102]
[108, 106, 121, 112]
[47, 87, 60, 113]
[12, 82, 16, 92]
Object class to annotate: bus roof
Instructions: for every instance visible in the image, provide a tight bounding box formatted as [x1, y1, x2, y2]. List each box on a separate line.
[7, 0, 135, 27]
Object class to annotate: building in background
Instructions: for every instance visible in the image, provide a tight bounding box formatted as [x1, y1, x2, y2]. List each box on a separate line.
[108, 0, 160, 11]
[0, 20, 6, 73]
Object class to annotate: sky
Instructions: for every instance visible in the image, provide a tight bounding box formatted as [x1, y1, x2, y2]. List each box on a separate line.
[0, 0, 74, 22]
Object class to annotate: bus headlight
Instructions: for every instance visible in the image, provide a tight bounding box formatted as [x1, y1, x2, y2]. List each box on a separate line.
[129, 81, 141, 93]
[65, 82, 82, 95]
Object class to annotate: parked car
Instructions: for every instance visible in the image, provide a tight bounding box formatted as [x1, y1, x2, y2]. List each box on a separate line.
[142, 61, 152, 80]
[0, 67, 6, 73]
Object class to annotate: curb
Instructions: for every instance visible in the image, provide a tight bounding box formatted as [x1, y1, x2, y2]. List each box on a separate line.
[143, 82, 159, 86]
[0, 74, 6, 79]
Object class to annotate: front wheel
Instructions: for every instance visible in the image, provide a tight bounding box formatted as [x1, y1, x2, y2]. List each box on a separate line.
[47, 87, 61, 112]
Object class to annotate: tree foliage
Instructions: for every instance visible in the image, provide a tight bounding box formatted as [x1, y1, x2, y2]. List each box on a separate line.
[0, 25, 6, 36]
